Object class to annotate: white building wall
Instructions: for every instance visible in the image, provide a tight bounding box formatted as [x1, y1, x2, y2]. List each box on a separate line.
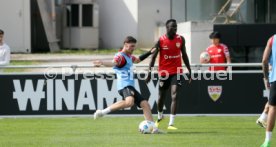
[98, 0, 138, 49]
[189, 22, 213, 64]
[172, 0, 186, 22]
[62, 1, 99, 49]
[137, 0, 170, 48]
[0, 0, 31, 52]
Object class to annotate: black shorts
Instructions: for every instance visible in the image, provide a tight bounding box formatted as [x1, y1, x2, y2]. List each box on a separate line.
[118, 86, 146, 108]
[269, 81, 276, 106]
[159, 74, 183, 90]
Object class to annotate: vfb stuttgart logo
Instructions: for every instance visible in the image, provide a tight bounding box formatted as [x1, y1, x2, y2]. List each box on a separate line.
[208, 86, 222, 102]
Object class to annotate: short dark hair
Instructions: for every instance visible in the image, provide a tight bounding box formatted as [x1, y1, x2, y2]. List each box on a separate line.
[209, 32, 221, 39]
[166, 19, 177, 26]
[0, 29, 4, 35]
[124, 36, 137, 44]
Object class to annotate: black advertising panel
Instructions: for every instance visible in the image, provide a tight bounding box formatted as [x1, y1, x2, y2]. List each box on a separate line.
[238, 24, 276, 46]
[213, 25, 238, 46]
[0, 73, 267, 115]
[214, 24, 276, 47]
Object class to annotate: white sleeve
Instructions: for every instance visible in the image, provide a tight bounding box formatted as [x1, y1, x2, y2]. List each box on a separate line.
[0, 45, 10, 65]
[223, 45, 230, 57]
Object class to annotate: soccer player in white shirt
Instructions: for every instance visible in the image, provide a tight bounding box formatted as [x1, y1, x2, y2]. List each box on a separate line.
[0, 29, 10, 66]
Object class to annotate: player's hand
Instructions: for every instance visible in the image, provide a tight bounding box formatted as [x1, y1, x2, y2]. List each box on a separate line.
[187, 72, 192, 84]
[227, 66, 232, 72]
[199, 58, 205, 63]
[93, 60, 103, 67]
[177, 75, 184, 86]
[200, 58, 209, 64]
[145, 72, 151, 84]
[264, 78, 270, 90]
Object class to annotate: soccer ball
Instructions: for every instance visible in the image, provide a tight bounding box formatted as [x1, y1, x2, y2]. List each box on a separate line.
[200, 51, 210, 63]
[138, 120, 156, 134]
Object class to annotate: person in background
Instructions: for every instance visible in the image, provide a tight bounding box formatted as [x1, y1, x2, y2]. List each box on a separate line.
[261, 34, 276, 147]
[0, 29, 10, 66]
[202, 32, 231, 71]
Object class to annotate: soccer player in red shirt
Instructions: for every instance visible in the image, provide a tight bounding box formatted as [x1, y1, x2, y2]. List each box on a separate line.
[146, 19, 192, 130]
[202, 32, 231, 71]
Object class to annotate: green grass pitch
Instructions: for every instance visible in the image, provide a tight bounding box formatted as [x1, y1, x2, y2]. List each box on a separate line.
[0, 116, 270, 147]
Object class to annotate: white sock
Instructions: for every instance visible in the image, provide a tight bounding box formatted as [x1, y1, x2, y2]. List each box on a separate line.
[102, 107, 111, 115]
[265, 131, 272, 142]
[158, 111, 163, 120]
[260, 112, 268, 121]
[169, 114, 176, 126]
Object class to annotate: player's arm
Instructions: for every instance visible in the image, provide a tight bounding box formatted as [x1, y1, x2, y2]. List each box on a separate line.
[226, 56, 231, 63]
[93, 54, 122, 67]
[262, 37, 273, 89]
[93, 60, 118, 67]
[225, 55, 231, 71]
[224, 47, 231, 64]
[148, 41, 160, 69]
[133, 48, 157, 63]
[222, 45, 231, 71]
[180, 36, 192, 82]
[145, 41, 160, 83]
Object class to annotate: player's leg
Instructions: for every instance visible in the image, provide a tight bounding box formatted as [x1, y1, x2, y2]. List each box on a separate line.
[167, 84, 179, 130]
[140, 100, 163, 134]
[137, 90, 165, 134]
[157, 87, 167, 120]
[140, 100, 165, 134]
[133, 88, 162, 133]
[265, 102, 270, 114]
[262, 105, 276, 147]
[261, 82, 276, 147]
[156, 78, 170, 127]
[167, 75, 181, 130]
[154, 89, 167, 128]
[128, 86, 154, 122]
[169, 84, 178, 123]
[257, 102, 269, 128]
[140, 100, 154, 122]
[170, 84, 178, 115]
[109, 96, 135, 110]
[94, 87, 135, 120]
[94, 96, 134, 119]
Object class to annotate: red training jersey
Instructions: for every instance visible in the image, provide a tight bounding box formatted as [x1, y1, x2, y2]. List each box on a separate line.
[206, 43, 230, 71]
[113, 51, 137, 67]
[158, 34, 183, 76]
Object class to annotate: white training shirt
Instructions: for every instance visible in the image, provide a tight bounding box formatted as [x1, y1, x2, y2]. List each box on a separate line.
[0, 43, 10, 65]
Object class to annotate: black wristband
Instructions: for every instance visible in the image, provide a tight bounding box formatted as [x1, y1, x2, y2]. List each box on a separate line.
[139, 51, 152, 61]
